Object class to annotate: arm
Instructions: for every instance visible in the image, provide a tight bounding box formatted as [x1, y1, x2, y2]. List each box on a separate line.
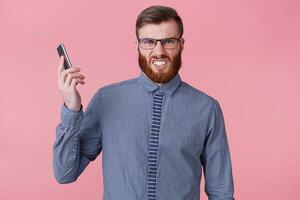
[200, 99, 235, 200]
[53, 92, 102, 184]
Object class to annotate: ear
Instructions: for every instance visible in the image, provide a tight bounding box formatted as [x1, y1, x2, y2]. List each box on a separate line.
[180, 38, 185, 51]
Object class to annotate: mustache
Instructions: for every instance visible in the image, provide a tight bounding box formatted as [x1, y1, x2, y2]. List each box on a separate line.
[150, 55, 170, 60]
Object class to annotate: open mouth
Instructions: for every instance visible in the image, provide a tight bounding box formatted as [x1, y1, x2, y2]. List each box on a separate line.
[152, 59, 168, 69]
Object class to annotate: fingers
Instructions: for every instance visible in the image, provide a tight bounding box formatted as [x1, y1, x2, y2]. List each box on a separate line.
[58, 67, 80, 86]
[57, 56, 64, 74]
[57, 55, 81, 82]
[70, 77, 85, 88]
[57, 56, 66, 81]
[57, 56, 86, 90]
[64, 72, 85, 87]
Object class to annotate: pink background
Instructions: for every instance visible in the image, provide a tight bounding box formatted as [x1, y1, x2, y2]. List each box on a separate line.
[1, 0, 299, 199]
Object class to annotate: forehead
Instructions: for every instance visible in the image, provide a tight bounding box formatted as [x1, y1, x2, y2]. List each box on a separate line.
[138, 19, 180, 39]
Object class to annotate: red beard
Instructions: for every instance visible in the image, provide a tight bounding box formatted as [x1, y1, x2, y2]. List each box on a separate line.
[138, 48, 182, 84]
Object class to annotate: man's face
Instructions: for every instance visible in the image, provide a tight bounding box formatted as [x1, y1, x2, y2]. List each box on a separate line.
[137, 19, 184, 84]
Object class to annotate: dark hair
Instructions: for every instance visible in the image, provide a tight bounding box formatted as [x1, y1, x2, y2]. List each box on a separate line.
[136, 5, 184, 38]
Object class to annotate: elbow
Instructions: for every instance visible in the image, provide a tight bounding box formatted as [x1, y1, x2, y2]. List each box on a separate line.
[55, 178, 76, 184]
[53, 164, 78, 184]
[206, 187, 234, 200]
[54, 171, 78, 184]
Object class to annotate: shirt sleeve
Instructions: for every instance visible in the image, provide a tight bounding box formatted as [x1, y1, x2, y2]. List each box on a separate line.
[53, 91, 102, 184]
[200, 99, 235, 200]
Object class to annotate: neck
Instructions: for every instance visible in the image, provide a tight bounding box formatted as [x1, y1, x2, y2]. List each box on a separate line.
[142, 71, 163, 86]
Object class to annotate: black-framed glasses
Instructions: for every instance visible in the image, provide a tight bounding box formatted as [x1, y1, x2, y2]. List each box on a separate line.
[137, 37, 183, 50]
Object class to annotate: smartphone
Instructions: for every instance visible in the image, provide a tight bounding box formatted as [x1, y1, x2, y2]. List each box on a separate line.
[57, 43, 73, 70]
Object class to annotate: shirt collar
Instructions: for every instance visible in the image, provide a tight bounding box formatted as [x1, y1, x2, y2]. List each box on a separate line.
[137, 70, 181, 96]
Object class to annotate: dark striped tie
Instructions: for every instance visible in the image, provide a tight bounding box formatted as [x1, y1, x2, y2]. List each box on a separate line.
[147, 91, 164, 200]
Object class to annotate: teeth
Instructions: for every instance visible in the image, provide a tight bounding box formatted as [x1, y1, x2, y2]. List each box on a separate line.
[153, 60, 167, 66]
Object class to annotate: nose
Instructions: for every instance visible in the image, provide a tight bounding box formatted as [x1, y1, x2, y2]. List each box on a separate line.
[153, 41, 166, 55]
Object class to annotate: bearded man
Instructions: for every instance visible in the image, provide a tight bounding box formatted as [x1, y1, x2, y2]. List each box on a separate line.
[54, 5, 235, 200]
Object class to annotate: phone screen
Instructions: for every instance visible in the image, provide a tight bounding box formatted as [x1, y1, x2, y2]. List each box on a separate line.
[57, 43, 73, 70]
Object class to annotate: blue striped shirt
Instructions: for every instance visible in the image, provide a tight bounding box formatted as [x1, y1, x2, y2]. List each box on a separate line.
[53, 71, 235, 200]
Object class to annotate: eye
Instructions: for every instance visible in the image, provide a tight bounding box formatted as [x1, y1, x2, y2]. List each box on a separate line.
[141, 38, 156, 45]
[163, 39, 176, 44]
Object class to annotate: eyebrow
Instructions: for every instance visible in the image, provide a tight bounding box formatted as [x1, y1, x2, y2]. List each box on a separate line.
[141, 36, 179, 39]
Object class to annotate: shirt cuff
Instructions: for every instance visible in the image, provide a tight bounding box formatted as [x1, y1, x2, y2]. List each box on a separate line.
[60, 103, 84, 128]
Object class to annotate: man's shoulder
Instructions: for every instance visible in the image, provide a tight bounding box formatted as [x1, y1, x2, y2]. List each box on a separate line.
[94, 76, 139, 97]
[179, 81, 217, 104]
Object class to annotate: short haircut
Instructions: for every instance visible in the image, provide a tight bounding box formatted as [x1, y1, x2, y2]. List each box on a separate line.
[136, 5, 184, 38]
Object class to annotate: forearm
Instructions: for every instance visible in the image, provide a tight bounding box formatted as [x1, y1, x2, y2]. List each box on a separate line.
[204, 147, 234, 200]
[53, 104, 88, 184]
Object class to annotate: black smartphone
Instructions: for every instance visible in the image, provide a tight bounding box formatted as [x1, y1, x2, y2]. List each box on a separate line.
[57, 43, 73, 70]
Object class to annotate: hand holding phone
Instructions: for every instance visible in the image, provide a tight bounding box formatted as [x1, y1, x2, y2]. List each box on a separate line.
[56, 43, 85, 111]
